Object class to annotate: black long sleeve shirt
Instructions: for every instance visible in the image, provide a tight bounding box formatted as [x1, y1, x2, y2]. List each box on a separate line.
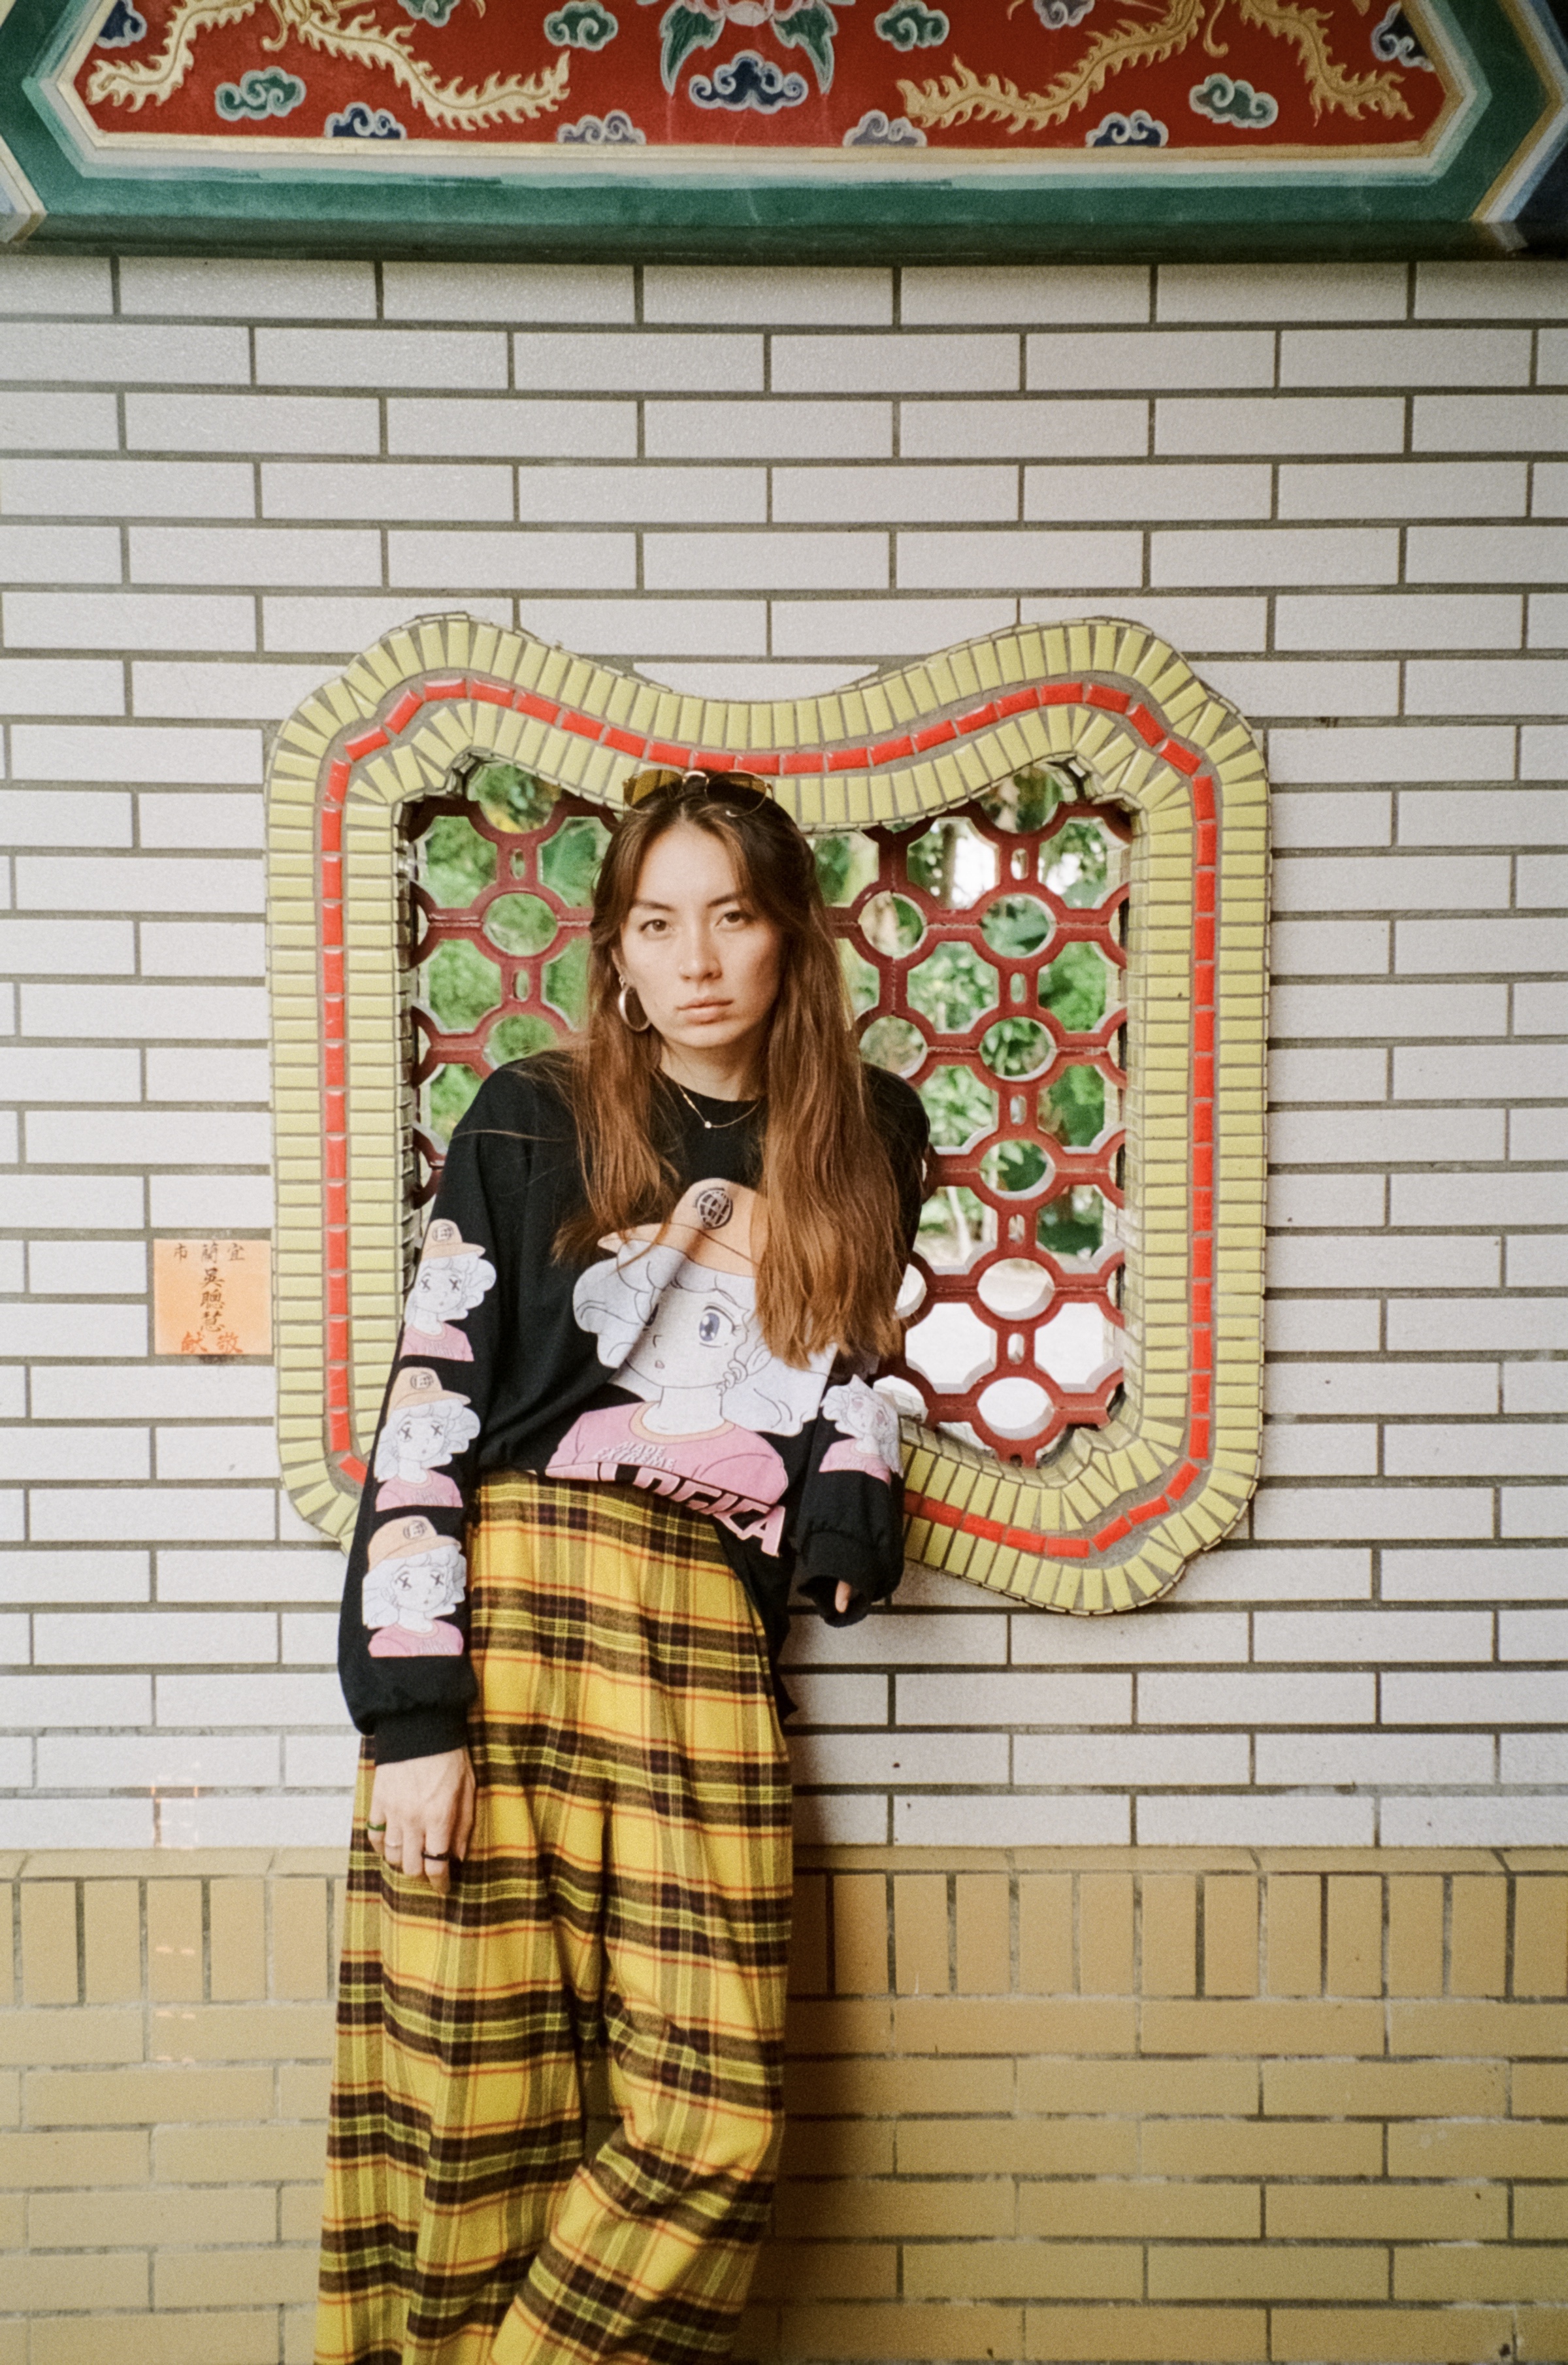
[338, 1058, 929, 1762]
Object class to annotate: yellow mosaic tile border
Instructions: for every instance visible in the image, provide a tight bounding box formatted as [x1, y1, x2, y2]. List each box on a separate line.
[264, 613, 1269, 1610]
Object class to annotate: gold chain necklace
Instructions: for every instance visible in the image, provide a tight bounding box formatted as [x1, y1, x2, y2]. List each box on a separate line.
[666, 1075, 762, 1134]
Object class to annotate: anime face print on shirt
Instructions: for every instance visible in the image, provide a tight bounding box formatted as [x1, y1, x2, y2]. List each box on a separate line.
[821, 1375, 904, 1484]
[547, 1180, 832, 1555]
[399, 1218, 495, 1363]
[373, 1366, 480, 1512]
[362, 1514, 467, 1657]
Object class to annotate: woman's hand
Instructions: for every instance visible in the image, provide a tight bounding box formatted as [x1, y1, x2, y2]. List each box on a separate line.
[367, 1748, 474, 1897]
[834, 1581, 852, 1615]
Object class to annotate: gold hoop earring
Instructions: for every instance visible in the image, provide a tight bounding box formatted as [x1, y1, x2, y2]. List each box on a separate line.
[617, 978, 652, 1034]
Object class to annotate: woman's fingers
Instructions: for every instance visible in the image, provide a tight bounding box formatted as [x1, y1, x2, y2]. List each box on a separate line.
[365, 1747, 473, 1891]
[835, 1580, 853, 1615]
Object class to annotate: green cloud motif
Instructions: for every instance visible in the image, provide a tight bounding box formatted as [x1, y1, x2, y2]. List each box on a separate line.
[545, 1, 619, 46]
[1189, 72, 1277, 129]
[214, 68, 306, 120]
[875, 0, 948, 46]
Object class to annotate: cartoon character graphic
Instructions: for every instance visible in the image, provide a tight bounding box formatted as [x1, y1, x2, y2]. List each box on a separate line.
[547, 1180, 831, 1553]
[373, 1365, 480, 1512]
[399, 1217, 495, 1363]
[362, 1514, 466, 1658]
[820, 1375, 903, 1483]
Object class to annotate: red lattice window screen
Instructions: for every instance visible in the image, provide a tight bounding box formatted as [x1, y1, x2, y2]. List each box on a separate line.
[407, 760, 1128, 1468]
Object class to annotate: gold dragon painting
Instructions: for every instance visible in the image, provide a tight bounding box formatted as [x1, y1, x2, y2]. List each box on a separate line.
[87, 0, 569, 132]
[901, 0, 1417, 139]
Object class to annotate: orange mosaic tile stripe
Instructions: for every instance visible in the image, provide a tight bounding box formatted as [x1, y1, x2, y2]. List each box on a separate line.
[265, 613, 1269, 1612]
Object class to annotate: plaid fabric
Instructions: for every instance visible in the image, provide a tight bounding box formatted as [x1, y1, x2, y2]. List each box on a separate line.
[316, 1475, 793, 2365]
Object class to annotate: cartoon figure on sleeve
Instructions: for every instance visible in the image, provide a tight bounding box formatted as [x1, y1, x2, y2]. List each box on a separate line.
[363, 1515, 467, 1659]
[547, 1181, 831, 1553]
[399, 1218, 495, 1363]
[820, 1374, 904, 1484]
[374, 1366, 480, 1512]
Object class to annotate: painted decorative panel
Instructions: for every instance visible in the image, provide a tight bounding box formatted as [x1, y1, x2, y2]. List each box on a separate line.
[0, 0, 1563, 254]
[265, 613, 1269, 1614]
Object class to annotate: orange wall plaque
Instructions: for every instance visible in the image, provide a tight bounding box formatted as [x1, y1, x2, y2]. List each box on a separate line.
[154, 1239, 272, 1359]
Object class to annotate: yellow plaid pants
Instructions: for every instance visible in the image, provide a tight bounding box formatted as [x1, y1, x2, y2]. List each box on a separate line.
[316, 1475, 792, 2365]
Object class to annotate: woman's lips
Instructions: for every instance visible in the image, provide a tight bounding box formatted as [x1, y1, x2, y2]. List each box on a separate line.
[678, 1001, 730, 1019]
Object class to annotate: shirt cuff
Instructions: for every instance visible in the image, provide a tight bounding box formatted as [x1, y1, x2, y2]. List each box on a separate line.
[370, 1703, 470, 1765]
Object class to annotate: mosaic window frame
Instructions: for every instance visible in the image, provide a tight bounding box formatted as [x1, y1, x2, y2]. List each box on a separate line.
[265, 614, 1269, 1614]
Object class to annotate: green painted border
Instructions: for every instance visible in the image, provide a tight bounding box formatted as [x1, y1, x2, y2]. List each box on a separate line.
[1, 0, 1561, 261]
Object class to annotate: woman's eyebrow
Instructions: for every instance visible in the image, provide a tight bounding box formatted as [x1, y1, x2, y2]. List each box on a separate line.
[628, 894, 747, 913]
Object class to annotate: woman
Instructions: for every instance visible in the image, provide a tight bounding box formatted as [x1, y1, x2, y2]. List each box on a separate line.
[318, 770, 928, 2365]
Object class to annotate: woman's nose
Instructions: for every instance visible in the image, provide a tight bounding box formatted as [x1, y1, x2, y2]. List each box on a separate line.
[678, 928, 721, 976]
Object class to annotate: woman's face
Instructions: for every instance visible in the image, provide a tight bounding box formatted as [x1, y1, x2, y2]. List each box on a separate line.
[618, 823, 784, 1077]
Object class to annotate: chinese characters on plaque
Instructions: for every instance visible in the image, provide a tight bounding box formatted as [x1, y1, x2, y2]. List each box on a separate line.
[153, 1239, 272, 1358]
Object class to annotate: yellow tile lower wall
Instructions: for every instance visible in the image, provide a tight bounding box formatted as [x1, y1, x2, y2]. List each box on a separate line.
[3, 1849, 1567, 2365]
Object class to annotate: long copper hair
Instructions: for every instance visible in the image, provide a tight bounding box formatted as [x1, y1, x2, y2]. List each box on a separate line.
[551, 779, 906, 1367]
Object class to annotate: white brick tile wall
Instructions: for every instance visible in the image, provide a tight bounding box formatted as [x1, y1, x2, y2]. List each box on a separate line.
[0, 665, 124, 718]
[1160, 261, 1407, 321]
[778, 334, 1015, 395]
[1522, 721, 1568, 773]
[1030, 462, 1273, 521]
[28, 1241, 147, 1294]
[646, 265, 890, 327]
[1281, 327, 1531, 385]
[1155, 396, 1403, 455]
[131, 665, 338, 723]
[16, 856, 263, 911]
[124, 391, 380, 455]
[131, 525, 382, 587]
[118, 256, 376, 318]
[1505, 1487, 1568, 1539]
[156, 1427, 280, 1481]
[0, 791, 129, 847]
[1152, 529, 1399, 588]
[0, 458, 254, 517]
[388, 529, 636, 593]
[389, 396, 637, 459]
[779, 466, 1014, 525]
[29, 1488, 275, 1542]
[138, 795, 265, 849]
[1279, 461, 1527, 519]
[0, 1553, 149, 1603]
[0, 525, 122, 581]
[904, 265, 1149, 325]
[3, 591, 258, 650]
[898, 530, 1141, 592]
[1139, 1797, 1375, 1845]
[0, 1428, 149, 1480]
[1415, 260, 1568, 317]
[1028, 329, 1272, 389]
[257, 326, 506, 388]
[384, 262, 634, 323]
[157, 1550, 341, 1603]
[0, 255, 112, 312]
[260, 594, 514, 653]
[10, 323, 248, 382]
[23, 983, 267, 1036]
[1, 256, 1562, 1850]
[261, 461, 514, 523]
[0, 390, 118, 446]
[1408, 524, 1568, 581]
[1383, 1548, 1567, 1601]
[1275, 592, 1523, 648]
[1271, 725, 1516, 783]
[148, 1176, 274, 1228]
[904, 400, 1144, 461]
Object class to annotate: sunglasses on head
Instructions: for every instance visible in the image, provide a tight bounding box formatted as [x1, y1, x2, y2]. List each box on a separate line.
[623, 767, 773, 815]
